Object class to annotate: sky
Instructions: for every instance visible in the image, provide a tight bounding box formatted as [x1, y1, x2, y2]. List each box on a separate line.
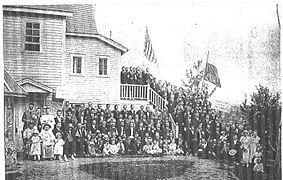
[94, 2, 281, 104]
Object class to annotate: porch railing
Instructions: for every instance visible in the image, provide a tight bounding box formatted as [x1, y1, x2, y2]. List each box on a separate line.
[120, 84, 167, 111]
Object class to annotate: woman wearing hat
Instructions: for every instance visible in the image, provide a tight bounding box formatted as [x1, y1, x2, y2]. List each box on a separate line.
[40, 123, 55, 160]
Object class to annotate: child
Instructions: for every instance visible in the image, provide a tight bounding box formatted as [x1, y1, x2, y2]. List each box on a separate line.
[29, 129, 41, 161]
[54, 132, 65, 162]
[117, 137, 125, 155]
[253, 158, 264, 173]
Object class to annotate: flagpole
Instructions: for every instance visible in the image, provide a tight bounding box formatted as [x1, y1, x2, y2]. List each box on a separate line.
[200, 51, 209, 93]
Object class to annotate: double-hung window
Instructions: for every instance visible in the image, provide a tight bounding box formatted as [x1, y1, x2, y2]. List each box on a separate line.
[72, 56, 83, 74]
[99, 58, 108, 75]
[25, 22, 40, 51]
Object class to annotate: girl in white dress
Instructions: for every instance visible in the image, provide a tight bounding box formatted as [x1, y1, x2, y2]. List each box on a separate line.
[29, 129, 41, 161]
[54, 132, 65, 162]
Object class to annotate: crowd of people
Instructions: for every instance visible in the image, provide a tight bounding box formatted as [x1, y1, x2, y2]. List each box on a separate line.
[21, 98, 264, 173]
[120, 66, 176, 100]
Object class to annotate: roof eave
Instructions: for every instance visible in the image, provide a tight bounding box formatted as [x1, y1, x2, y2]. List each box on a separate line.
[3, 5, 73, 17]
[66, 32, 129, 54]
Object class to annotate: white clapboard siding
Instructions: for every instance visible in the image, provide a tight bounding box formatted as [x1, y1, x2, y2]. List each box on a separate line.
[63, 35, 121, 105]
[3, 12, 66, 89]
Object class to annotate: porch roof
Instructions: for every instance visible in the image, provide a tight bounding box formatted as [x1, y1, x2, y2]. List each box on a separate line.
[4, 70, 28, 97]
[17, 77, 54, 93]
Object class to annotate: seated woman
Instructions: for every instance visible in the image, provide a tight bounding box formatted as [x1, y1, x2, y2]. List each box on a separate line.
[162, 139, 170, 155]
[152, 139, 162, 155]
[88, 134, 99, 157]
[143, 137, 153, 155]
[117, 137, 125, 155]
[168, 139, 177, 155]
[109, 139, 119, 155]
[176, 137, 185, 155]
[102, 138, 111, 156]
[40, 124, 55, 160]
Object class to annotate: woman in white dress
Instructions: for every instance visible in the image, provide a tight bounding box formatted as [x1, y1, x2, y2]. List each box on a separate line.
[240, 130, 250, 166]
[40, 124, 55, 160]
[249, 131, 260, 163]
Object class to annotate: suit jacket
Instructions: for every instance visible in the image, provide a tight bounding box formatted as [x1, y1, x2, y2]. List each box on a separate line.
[136, 110, 145, 119]
[22, 110, 36, 130]
[84, 107, 95, 127]
[121, 110, 128, 119]
[54, 116, 64, 124]
[112, 110, 120, 120]
[128, 109, 136, 117]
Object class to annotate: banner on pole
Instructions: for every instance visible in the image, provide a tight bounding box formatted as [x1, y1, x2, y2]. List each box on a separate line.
[211, 99, 231, 113]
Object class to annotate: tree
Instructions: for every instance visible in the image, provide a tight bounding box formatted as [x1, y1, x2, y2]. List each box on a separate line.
[240, 85, 281, 179]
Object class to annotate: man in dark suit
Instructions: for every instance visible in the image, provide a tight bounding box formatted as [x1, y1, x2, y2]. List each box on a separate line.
[54, 110, 64, 124]
[121, 105, 128, 119]
[75, 122, 87, 157]
[22, 103, 36, 131]
[136, 105, 145, 119]
[121, 66, 127, 84]
[112, 105, 120, 120]
[128, 105, 136, 118]
[83, 102, 95, 132]
[145, 106, 153, 121]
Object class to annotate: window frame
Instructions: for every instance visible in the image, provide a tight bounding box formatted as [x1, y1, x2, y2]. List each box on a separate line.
[98, 57, 108, 76]
[71, 54, 85, 76]
[24, 21, 41, 52]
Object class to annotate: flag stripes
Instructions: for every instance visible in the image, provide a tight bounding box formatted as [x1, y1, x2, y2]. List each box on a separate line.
[144, 27, 157, 64]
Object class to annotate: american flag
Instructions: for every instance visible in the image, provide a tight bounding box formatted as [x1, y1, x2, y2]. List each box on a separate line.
[144, 27, 157, 64]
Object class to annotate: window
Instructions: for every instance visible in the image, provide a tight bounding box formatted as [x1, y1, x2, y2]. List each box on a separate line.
[73, 56, 82, 74]
[25, 22, 40, 51]
[99, 58, 108, 75]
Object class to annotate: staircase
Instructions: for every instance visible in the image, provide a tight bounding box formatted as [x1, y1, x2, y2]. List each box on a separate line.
[120, 84, 167, 111]
[120, 84, 178, 138]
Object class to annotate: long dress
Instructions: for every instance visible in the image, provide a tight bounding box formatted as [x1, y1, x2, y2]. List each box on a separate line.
[240, 136, 250, 164]
[54, 139, 64, 156]
[40, 130, 55, 159]
[30, 135, 41, 155]
[249, 136, 260, 162]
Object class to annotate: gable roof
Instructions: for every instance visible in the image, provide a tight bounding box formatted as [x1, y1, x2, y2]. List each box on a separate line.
[3, 4, 128, 54]
[17, 77, 54, 93]
[4, 70, 28, 97]
[5, 4, 98, 34]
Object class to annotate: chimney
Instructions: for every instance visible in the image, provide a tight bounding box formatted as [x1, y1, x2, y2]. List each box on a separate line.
[109, 30, 112, 39]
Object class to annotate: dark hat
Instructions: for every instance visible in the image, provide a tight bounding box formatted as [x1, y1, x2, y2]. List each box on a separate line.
[42, 123, 51, 129]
